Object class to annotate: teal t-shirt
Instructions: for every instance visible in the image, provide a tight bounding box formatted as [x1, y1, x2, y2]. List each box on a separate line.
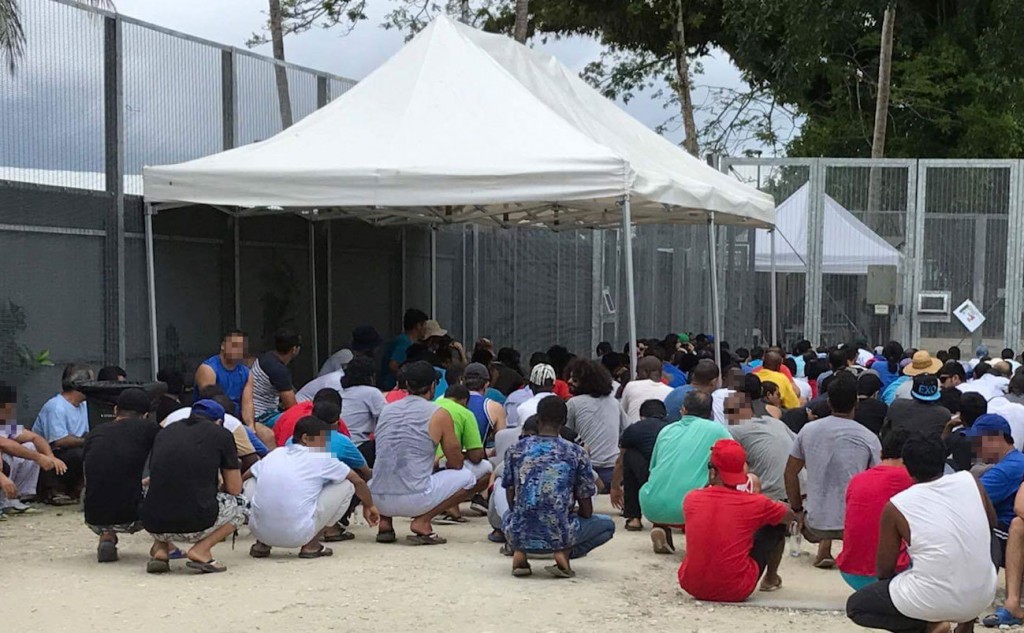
[639, 416, 731, 525]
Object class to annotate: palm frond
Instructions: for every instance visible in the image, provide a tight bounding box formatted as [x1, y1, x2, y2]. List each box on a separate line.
[0, 0, 25, 74]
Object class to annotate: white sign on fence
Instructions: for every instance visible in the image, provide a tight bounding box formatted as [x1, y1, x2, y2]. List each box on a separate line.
[953, 299, 986, 333]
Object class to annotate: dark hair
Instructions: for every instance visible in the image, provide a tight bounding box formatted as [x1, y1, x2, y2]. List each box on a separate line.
[529, 352, 549, 368]
[601, 352, 628, 376]
[750, 346, 764, 360]
[293, 416, 331, 443]
[98, 365, 127, 382]
[805, 359, 827, 381]
[157, 368, 185, 396]
[795, 340, 812, 355]
[883, 341, 904, 374]
[902, 433, 947, 481]
[974, 362, 990, 380]
[445, 362, 466, 386]
[0, 383, 16, 405]
[546, 345, 572, 379]
[537, 396, 568, 426]
[312, 400, 341, 424]
[857, 373, 883, 398]
[1003, 348, 1015, 360]
[960, 393, 987, 426]
[682, 390, 713, 420]
[936, 350, 949, 363]
[471, 348, 494, 365]
[571, 360, 613, 398]
[828, 349, 848, 372]
[403, 308, 429, 331]
[761, 380, 779, 398]
[639, 399, 668, 419]
[274, 328, 302, 354]
[596, 341, 613, 356]
[522, 415, 539, 436]
[734, 347, 750, 361]
[881, 428, 910, 460]
[691, 359, 719, 386]
[940, 360, 966, 382]
[313, 388, 342, 407]
[222, 328, 247, 341]
[198, 384, 225, 399]
[826, 372, 858, 414]
[939, 386, 961, 414]
[341, 356, 375, 388]
[783, 357, 798, 376]
[741, 373, 762, 399]
[211, 394, 236, 417]
[445, 384, 470, 401]
[1010, 371, 1024, 396]
[948, 346, 962, 360]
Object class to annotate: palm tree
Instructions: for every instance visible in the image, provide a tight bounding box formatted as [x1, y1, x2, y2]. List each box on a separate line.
[1, 0, 113, 73]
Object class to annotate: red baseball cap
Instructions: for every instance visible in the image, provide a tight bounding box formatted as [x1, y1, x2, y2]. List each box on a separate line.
[710, 439, 748, 487]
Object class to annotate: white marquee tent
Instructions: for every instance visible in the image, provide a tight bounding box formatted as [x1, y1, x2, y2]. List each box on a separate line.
[142, 16, 775, 376]
[754, 184, 901, 274]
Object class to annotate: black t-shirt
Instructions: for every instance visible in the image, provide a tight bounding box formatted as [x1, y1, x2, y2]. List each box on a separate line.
[83, 417, 160, 526]
[882, 399, 952, 438]
[854, 398, 888, 435]
[619, 416, 671, 461]
[945, 430, 973, 472]
[141, 418, 239, 534]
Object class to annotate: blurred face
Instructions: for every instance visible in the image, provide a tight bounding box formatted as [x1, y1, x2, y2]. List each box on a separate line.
[0, 402, 15, 422]
[301, 430, 330, 450]
[765, 389, 782, 407]
[221, 335, 247, 364]
[974, 434, 1006, 464]
[724, 394, 752, 424]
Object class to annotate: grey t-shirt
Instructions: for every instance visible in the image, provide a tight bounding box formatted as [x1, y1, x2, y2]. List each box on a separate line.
[339, 385, 388, 446]
[791, 415, 881, 531]
[566, 394, 629, 469]
[729, 416, 796, 501]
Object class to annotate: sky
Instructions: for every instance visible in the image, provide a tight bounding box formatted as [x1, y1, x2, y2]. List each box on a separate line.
[109, 0, 767, 151]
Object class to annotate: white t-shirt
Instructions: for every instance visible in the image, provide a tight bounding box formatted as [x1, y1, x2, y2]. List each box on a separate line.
[712, 388, 735, 426]
[620, 379, 673, 423]
[296, 370, 344, 403]
[889, 472, 997, 622]
[161, 407, 243, 431]
[515, 392, 557, 427]
[248, 444, 351, 548]
[958, 374, 1009, 401]
[856, 348, 875, 368]
[794, 377, 813, 402]
[988, 398, 1024, 451]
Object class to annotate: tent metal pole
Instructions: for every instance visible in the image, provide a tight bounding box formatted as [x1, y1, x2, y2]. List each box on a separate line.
[233, 216, 241, 327]
[621, 195, 638, 380]
[326, 221, 333, 355]
[708, 213, 722, 370]
[309, 221, 319, 375]
[770, 228, 778, 347]
[430, 227, 437, 316]
[144, 203, 159, 380]
[401, 227, 407, 315]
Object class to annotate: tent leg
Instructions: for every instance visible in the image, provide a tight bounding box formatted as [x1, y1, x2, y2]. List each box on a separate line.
[309, 221, 319, 375]
[234, 216, 241, 327]
[326, 221, 333, 355]
[401, 227, 407, 316]
[770, 228, 778, 347]
[144, 203, 159, 381]
[430, 227, 437, 317]
[622, 196, 638, 380]
[708, 213, 722, 370]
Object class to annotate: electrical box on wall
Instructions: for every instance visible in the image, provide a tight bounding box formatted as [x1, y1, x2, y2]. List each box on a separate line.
[866, 265, 899, 306]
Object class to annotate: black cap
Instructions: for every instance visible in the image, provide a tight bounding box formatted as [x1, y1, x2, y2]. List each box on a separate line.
[116, 388, 151, 414]
[404, 360, 440, 391]
[351, 326, 383, 352]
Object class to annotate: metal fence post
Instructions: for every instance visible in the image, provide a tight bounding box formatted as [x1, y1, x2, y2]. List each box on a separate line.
[911, 162, 927, 347]
[1004, 162, 1024, 349]
[804, 160, 825, 346]
[901, 163, 918, 345]
[104, 14, 126, 368]
[591, 230, 604, 357]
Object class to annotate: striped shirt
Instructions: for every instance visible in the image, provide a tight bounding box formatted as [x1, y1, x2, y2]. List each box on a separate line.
[251, 352, 294, 420]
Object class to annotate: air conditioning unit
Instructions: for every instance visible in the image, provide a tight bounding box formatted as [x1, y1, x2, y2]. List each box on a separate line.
[917, 291, 951, 323]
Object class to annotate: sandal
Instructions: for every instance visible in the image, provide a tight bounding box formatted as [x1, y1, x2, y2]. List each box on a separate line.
[375, 530, 397, 544]
[45, 493, 78, 506]
[249, 543, 272, 558]
[544, 564, 576, 579]
[97, 540, 118, 563]
[406, 532, 447, 546]
[298, 545, 333, 559]
[760, 578, 783, 592]
[625, 519, 643, 532]
[185, 558, 227, 573]
[146, 558, 170, 574]
[436, 512, 469, 525]
[813, 557, 836, 569]
[487, 529, 507, 543]
[322, 529, 355, 542]
[512, 563, 533, 577]
[650, 527, 674, 554]
[982, 607, 1023, 628]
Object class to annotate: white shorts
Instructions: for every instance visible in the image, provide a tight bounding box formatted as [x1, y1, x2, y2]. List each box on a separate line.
[373, 469, 476, 518]
[463, 459, 494, 480]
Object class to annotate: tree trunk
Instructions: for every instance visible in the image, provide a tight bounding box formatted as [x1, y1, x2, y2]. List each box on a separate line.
[268, 0, 293, 129]
[674, 0, 698, 155]
[866, 3, 895, 230]
[459, 0, 470, 24]
[513, 0, 529, 43]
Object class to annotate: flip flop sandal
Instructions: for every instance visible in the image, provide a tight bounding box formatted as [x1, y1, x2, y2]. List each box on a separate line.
[298, 545, 333, 559]
[249, 543, 272, 558]
[650, 527, 674, 554]
[436, 514, 469, 525]
[185, 559, 227, 573]
[544, 565, 576, 579]
[982, 607, 1023, 628]
[624, 520, 643, 532]
[512, 564, 533, 577]
[813, 557, 836, 569]
[406, 532, 447, 546]
[47, 494, 78, 506]
[97, 541, 118, 563]
[8, 506, 41, 515]
[760, 579, 783, 592]
[487, 530, 507, 543]
[146, 559, 170, 574]
[322, 529, 355, 542]
[375, 530, 398, 544]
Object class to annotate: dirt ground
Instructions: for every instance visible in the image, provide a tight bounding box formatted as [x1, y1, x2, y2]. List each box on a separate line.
[1, 496, 867, 633]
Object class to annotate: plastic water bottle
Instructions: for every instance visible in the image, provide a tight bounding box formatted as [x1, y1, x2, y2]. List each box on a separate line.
[789, 520, 802, 557]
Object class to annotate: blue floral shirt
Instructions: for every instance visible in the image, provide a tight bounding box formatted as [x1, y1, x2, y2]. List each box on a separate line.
[503, 435, 596, 551]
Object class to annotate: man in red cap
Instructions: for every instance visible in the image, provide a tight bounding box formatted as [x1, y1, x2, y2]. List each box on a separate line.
[677, 439, 794, 602]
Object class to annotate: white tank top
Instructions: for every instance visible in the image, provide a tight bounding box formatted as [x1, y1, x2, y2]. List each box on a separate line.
[888, 471, 997, 622]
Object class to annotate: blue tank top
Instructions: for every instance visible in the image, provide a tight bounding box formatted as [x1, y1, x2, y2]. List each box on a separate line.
[467, 392, 494, 441]
[200, 355, 250, 414]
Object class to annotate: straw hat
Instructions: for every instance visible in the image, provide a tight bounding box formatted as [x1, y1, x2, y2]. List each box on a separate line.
[903, 350, 943, 376]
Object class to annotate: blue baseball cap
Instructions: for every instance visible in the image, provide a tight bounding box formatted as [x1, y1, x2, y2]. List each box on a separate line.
[191, 399, 225, 422]
[965, 414, 1011, 438]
